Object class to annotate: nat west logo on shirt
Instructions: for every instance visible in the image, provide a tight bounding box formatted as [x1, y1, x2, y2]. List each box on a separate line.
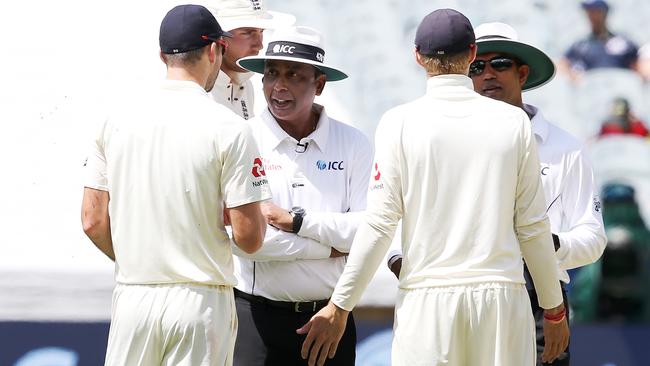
[252, 157, 266, 177]
[370, 162, 384, 190]
[316, 160, 344, 171]
[251, 157, 269, 187]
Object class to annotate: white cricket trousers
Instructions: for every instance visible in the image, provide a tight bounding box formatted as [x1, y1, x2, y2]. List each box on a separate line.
[392, 282, 535, 366]
[104, 283, 237, 366]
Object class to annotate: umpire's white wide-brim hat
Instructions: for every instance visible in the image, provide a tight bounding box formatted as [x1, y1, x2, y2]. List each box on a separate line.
[474, 22, 555, 91]
[237, 26, 348, 82]
[201, 0, 295, 31]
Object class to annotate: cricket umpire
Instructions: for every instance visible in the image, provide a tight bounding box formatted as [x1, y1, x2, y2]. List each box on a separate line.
[231, 26, 373, 365]
[470, 22, 606, 365]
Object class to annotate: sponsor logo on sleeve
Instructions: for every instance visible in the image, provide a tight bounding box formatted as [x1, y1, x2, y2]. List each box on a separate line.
[249, 0, 261, 10]
[252, 157, 266, 177]
[251, 157, 268, 187]
[593, 195, 602, 213]
[370, 162, 384, 190]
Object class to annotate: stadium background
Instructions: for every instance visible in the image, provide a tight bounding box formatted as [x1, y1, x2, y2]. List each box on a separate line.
[0, 0, 648, 364]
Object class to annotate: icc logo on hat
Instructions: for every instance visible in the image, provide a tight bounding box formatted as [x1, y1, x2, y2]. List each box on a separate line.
[272, 44, 296, 54]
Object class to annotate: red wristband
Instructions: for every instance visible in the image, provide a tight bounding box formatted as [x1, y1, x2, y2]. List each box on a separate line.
[544, 308, 566, 323]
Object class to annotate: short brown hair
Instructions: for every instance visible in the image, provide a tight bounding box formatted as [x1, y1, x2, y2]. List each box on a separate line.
[162, 46, 205, 67]
[419, 49, 473, 76]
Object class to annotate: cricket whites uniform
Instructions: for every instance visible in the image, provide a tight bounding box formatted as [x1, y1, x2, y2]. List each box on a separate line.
[331, 75, 564, 366]
[231, 105, 373, 365]
[524, 104, 606, 365]
[84, 80, 271, 366]
[209, 71, 255, 120]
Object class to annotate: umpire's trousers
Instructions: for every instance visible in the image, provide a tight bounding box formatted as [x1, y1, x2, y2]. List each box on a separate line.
[233, 289, 356, 366]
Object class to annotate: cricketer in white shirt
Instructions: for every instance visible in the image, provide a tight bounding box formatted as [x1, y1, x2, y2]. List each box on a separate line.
[329, 75, 565, 364]
[233, 105, 373, 301]
[387, 104, 607, 286]
[83, 79, 272, 365]
[210, 71, 255, 120]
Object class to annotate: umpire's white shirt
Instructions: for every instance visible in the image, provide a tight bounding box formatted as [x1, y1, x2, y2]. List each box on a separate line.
[209, 71, 255, 120]
[526, 104, 606, 282]
[332, 75, 563, 310]
[233, 105, 373, 301]
[84, 80, 271, 286]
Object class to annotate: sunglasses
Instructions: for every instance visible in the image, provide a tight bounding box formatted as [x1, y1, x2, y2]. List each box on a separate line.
[201, 36, 229, 55]
[468, 57, 516, 77]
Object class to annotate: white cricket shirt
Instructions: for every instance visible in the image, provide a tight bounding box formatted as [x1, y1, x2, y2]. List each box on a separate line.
[233, 105, 374, 301]
[209, 71, 255, 120]
[332, 75, 563, 310]
[527, 104, 606, 282]
[84, 79, 271, 286]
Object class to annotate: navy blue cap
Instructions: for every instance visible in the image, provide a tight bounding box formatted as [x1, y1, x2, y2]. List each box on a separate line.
[160, 4, 232, 54]
[415, 9, 475, 56]
[581, 0, 609, 11]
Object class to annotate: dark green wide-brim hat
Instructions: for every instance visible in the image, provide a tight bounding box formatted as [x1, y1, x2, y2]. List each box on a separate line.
[474, 22, 555, 91]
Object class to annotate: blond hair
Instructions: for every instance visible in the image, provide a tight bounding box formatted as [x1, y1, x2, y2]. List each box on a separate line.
[419, 49, 473, 76]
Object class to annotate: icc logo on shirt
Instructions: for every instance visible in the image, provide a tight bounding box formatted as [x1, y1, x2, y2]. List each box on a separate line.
[316, 160, 344, 171]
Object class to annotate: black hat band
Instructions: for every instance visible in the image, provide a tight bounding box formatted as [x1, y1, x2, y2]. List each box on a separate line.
[266, 41, 325, 63]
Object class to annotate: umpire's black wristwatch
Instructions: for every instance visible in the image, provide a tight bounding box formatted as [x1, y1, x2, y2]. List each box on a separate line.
[289, 206, 306, 234]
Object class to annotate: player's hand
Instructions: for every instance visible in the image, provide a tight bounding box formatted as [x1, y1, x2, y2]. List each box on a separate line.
[261, 202, 293, 232]
[388, 257, 402, 279]
[297, 302, 349, 366]
[329, 248, 347, 258]
[541, 304, 570, 363]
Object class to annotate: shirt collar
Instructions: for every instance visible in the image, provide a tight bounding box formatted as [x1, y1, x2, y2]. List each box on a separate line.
[160, 79, 208, 97]
[260, 103, 331, 152]
[426, 74, 476, 95]
[524, 104, 549, 143]
[215, 70, 255, 88]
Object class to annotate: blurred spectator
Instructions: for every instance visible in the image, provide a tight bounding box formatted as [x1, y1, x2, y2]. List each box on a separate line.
[638, 43, 650, 81]
[572, 183, 650, 323]
[560, 0, 639, 81]
[599, 97, 649, 137]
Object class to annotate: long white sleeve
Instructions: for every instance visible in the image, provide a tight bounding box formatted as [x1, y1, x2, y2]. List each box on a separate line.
[515, 121, 563, 309]
[554, 149, 607, 270]
[331, 113, 404, 311]
[232, 225, 331, 262]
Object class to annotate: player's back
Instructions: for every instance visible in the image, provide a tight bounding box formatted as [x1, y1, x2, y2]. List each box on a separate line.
[101, 80, 250, 286]
[383, 80, 547, 289]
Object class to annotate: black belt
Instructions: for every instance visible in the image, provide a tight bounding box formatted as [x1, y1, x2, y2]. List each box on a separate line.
[234, 288, 329, 313]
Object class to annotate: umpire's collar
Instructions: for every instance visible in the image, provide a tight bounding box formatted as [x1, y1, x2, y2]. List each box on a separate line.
[524, 104, 549, 143]
[261, 104, 330, 153]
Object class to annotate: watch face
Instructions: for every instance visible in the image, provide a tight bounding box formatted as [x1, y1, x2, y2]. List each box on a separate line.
[291, 206, 306, 217]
